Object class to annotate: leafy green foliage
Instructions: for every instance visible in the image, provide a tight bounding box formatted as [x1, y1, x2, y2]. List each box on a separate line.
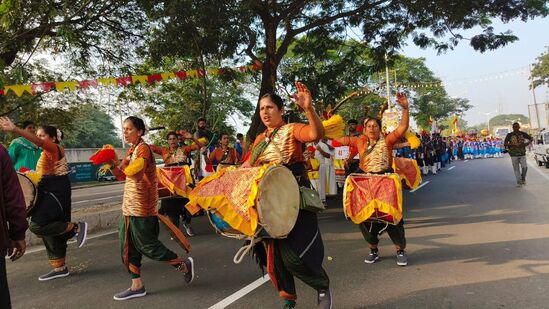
[278, 38, 471, 129]
[0, 0, 147, 71]
[489, 114, 529, 127]
[531, 47, 549, 89]
[118, 57, 255, 145]
[62, 104, 122, 148]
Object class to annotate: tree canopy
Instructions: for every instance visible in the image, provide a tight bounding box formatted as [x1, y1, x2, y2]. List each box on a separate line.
[1, 0, 547, 147]
[0, 0, 146, 72]
[118, 57, 255, 145]
[278, 38, 471, 130]
[62, 104, 121, 148]
[134, 0, 548, 140]
[489, 113, 529, 127]
[531, 47, 549, 89]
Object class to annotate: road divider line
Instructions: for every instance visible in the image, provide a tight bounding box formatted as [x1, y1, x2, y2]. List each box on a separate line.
[22, 230, 118, 255]
[464, 160, 469, 162]
[209, 276, 270, 309]
[527, 161, 549, 182]
[73, 195, 123, 205]
[448, 166, 455, 171]
[410, 180, 430, 193]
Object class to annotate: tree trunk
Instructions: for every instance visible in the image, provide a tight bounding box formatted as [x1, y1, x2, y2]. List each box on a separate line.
[246, 14, 278, 143]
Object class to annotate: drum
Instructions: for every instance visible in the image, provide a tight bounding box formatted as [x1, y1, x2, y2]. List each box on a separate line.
[17, 172, 37, 217]
[216, 163, 239, 172]
[343, 173, 403, 225]
[157, 165, 193, 199]
[186, 164, 300, 238]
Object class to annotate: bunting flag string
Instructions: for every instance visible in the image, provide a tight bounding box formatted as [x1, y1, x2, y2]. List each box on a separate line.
[396, 82, 444, 89]
[1, 63, 261, 97]
[395, 67, 529, 90]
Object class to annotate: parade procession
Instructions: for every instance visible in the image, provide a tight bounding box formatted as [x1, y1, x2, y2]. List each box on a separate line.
[1, 1, 549, 309]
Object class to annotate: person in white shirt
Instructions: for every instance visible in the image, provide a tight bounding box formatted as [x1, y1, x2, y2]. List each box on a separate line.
[315, 138, 337, 201]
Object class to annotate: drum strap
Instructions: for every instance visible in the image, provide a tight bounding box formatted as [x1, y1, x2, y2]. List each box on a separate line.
[299, 228, 319, 258]
[234, 236, 262, 264]
[44, 191, 64, 213]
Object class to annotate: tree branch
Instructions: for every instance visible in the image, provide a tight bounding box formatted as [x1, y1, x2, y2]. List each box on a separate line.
[292, 0, 390, 36]
[279, 0, 308, 20]
[242, 26, 261, 63]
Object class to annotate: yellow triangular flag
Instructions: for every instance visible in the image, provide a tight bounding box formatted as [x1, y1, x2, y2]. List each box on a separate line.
[97, 78, 117, 87]
[187, 70, 198, 78]
[160, 72, 175, 80]
[131, 75, 148, 84]
[207, 68, 219, 76]
[5, 85, 33, 97]
[55, 81, 78, 92]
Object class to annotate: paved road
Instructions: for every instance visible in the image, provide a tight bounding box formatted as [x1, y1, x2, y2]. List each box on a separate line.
[71, 183, 124, 209]
[6, 156, 549, 308]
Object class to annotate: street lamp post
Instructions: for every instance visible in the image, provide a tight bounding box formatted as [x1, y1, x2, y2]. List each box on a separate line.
[384, 53, 391, 110]
[480, 110, 498, 136]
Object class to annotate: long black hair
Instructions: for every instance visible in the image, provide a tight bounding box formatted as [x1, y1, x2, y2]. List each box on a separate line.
[166, 131, 178, 140]
[124, 116, 147, 136]
[365, 118, 382, 128]
[41, 126, 63, 144]
[259, 93, 284, 110]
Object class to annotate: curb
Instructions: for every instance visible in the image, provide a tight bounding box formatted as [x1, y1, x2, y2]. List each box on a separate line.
[72, 181, 122, 190]
[26, 203, 122, 247]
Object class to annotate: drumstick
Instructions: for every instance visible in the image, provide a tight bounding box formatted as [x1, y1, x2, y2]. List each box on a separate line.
[149, 126, 166, 131]
[157, 214, 192, 253]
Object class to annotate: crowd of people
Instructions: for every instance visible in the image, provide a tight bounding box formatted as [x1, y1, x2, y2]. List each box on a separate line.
[410, 135, 505, 175]
[0, 83, 532, 309]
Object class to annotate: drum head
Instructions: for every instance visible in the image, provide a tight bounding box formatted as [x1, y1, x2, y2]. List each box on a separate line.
[16, 173, 37, 213]
[257, 166, 300, 238]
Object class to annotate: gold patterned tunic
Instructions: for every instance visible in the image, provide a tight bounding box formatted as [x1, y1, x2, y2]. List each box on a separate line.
[150, 144, 197, 165]
[337, 131, 401, 173]
[252, 123, 303, 166]
[122, 142, 158, 217]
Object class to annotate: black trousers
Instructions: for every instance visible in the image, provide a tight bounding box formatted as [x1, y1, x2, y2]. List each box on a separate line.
[159, 197, 192, 228]
[1, 257, 11, 309]
[359, 220, 406, 249]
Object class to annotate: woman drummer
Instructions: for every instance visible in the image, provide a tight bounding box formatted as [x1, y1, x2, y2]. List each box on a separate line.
[150, 130, 202, 236]
[241, 82, 331, 309]
[0, 117, 88, 281]
[107, 116, 194, 301]
[334, 93, 410, 266]
[204, 132, 241, 170]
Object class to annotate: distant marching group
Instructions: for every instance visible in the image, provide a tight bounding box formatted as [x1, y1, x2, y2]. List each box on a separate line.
[411, 135, 504, 175]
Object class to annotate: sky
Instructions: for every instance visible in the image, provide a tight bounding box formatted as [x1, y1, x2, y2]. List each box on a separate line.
[400, 17, 549, 127]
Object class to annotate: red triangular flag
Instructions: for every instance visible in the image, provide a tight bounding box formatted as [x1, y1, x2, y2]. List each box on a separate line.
[147, 74, 162, 84]
[175, 71, 187, 80]
[116, 76, 132, 87]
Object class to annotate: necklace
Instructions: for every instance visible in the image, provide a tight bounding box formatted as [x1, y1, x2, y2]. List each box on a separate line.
[363, 137, 380, 158]
[264, 128, 277, 143]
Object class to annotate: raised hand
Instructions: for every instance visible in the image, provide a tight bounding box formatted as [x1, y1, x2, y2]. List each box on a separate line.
[177, 130, 193, 139]
[292, 81, 313, 112]
[0, 116, 17, 132]
[396, 93, 409, 109]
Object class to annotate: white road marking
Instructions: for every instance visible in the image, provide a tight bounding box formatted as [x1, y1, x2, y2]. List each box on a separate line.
[208, 276, 270, 309]
[410, 180, 430, 193]
[448, 166, 455, 171]
[72, 195, 123, 205]
[527, 161, 549, 182]
[464, 160, 469, 162]
[21, 230, 119, 255]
